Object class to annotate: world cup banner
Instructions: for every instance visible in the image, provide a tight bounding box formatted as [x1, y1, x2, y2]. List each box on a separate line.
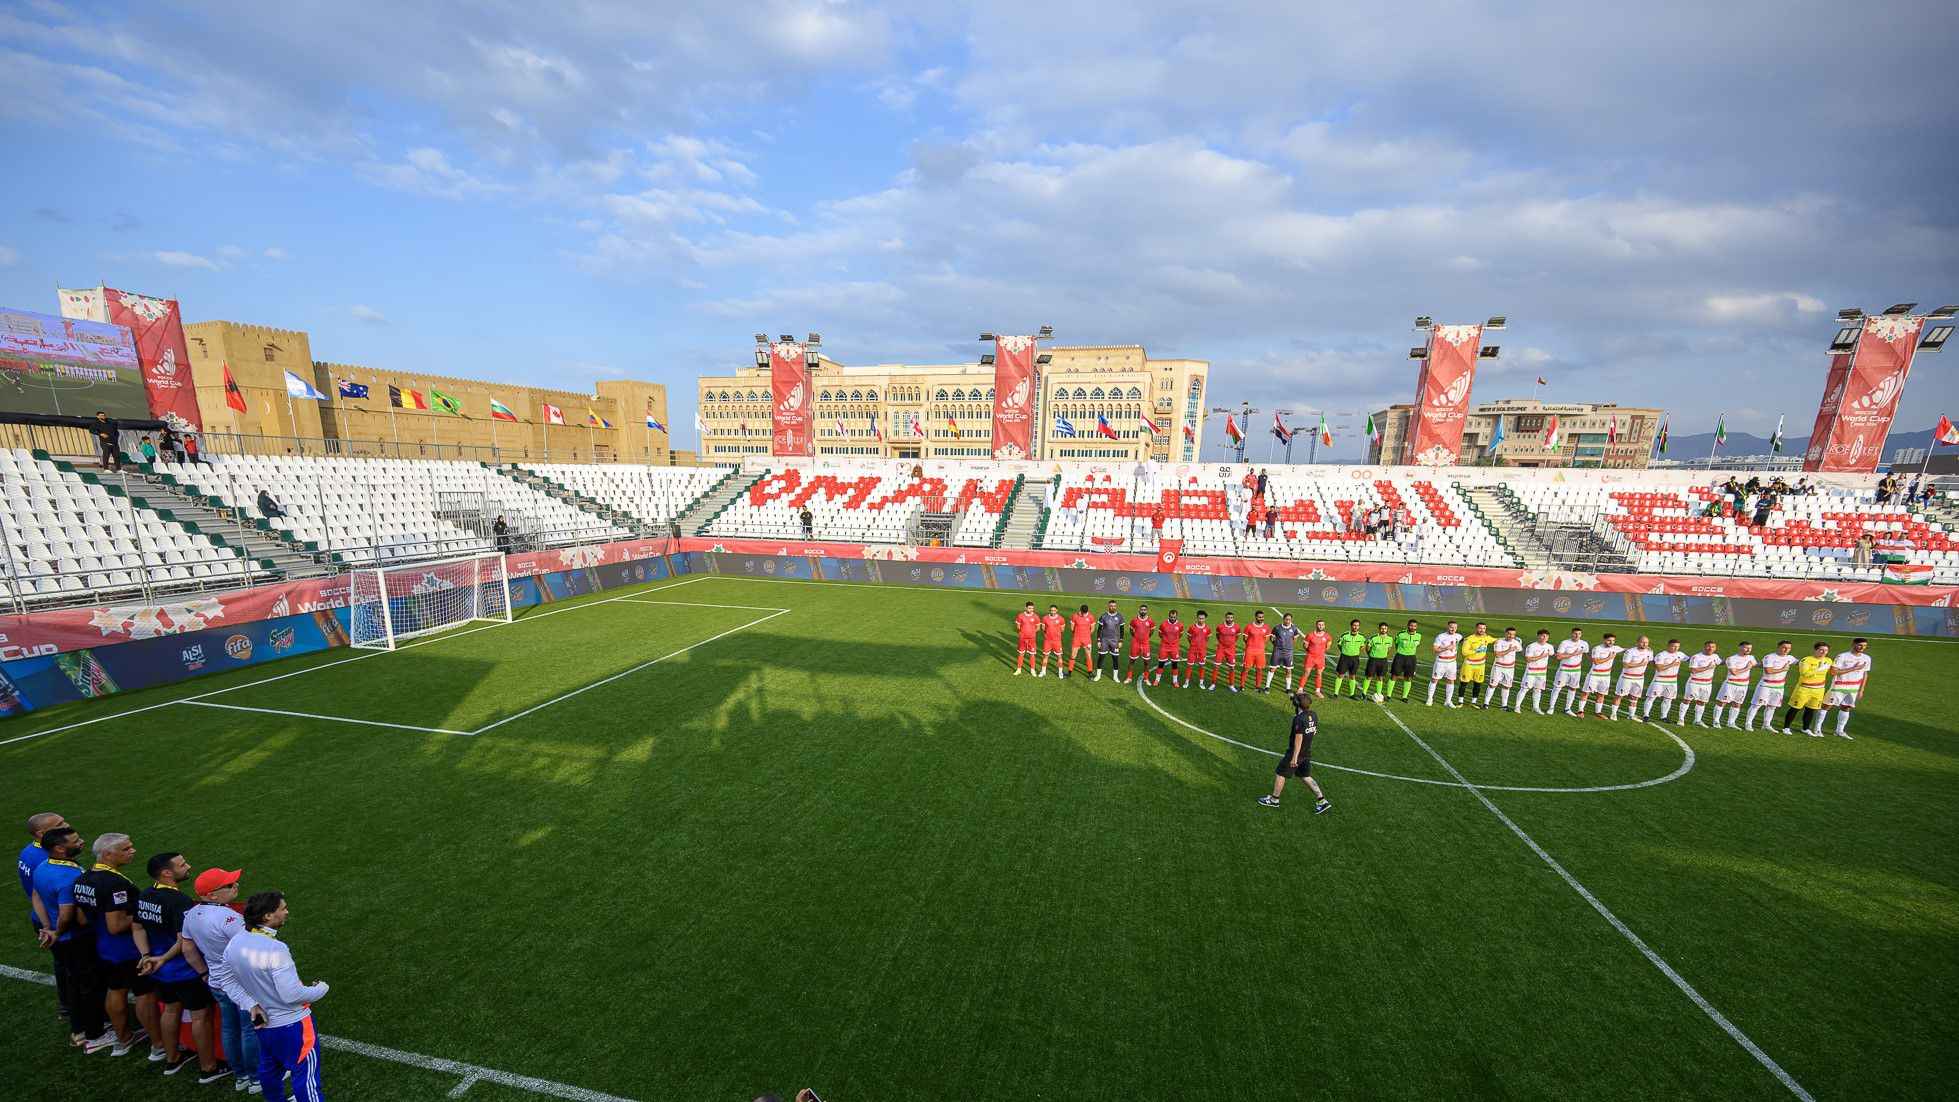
[1800, 352, 1853, 470]
[1814, 316, 1922, 473]
[59, 286, 205, 431]
[770, 342, 812, 457]
[1404, 323, 1482, 466]
[991, 335, 1036, 460]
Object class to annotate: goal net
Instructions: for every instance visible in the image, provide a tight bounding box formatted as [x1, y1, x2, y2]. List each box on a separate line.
[348, 553, 514, 651]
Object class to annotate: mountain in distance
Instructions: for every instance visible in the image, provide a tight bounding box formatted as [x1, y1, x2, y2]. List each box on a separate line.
[1661, 427, 1943, 459]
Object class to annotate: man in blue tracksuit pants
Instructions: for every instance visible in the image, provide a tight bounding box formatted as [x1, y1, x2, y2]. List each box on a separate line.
[223, 891, 329, 1101]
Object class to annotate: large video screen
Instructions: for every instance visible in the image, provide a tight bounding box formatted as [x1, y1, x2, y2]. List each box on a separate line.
[0, 306, 152, 419]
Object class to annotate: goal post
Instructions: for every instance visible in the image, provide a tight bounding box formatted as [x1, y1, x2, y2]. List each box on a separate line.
[348, 553, 514, 651]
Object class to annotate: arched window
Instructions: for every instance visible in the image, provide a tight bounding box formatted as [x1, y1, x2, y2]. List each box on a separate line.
[1090, 387, 1105, 400]
[865, 389, 877, 400]
[1127, 387, 1143, 400]
[851, 390, 863, 401]
[1073, 387, 1088, 400]
[936, 389, 950, 401]
[986, 388, 995, 399]
[819, 390, 832, 401]
[1054, 388, 1068, 401]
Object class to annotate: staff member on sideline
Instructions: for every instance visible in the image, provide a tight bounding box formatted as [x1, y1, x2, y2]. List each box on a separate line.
[182, 866, 259, 1094]
[138, 852, 232, 1082]
[18, 812, 68, 1018]
[226, 891, 328, 1102]
[32, 825, 109, 1048]
[1258, 692, 1332, 814]
[73, 832, 153, 1057]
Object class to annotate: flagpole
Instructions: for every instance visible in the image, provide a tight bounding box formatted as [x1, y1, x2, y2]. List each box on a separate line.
[284, 387, 299, 456]
[330, 376, 346, 456]
[427, 383, 440, 458]
[1709, 413, 1721, 469]
[386, 381, 399, 456]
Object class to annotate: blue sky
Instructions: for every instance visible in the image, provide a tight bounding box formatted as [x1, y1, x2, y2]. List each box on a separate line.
[2, 0, 1953, 459]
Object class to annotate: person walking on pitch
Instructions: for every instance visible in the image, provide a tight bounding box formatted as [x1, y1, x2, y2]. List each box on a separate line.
[1483, 628, 1522, 710]
[1364, 623, 1395, 700]
[1391, 620, 1423, 701]
[1258, 692, 1332, 814]
[1425, 621, 1463, 706]
[1515, 629, 1554, 713]
[1092, 600, 1124, 682]
[1332, 620, 1366, 697]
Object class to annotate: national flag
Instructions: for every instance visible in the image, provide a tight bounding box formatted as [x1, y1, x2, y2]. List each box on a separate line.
[1096, 414, 1119, 440]
[585, 409, 611, 428]
[283, 370, 327, 400]
[337, 379, 369, 399]
[1143, 414, 1164, 436]
[1544, 414, 1562, 451]
[694, 411, 709, 434]
[1225, 414, 1243, 444]
[947, 415, 961, 440]
[392, 386, 429, 411]
[1317, 414, 1332, 448]
[1714, 414, 1727, 449]
[432, 389, 463, 416]
[1883, 563, 1934, 585]
[1536, 376, 1547, 386]
[739, 420, 750, 437]
[1656, 418, 1669, 454]
[489, 397, 519, 422]
[910, 414, 925, 439]
[1486, 416, 1506, 455]
[1936, 414, 1959, 445]
[1769, 414, 1785, 454]
[1607, 415, 1619, 445]
[222, 362, 247, 413]
[1271, 414, 1293, 444]
[1182, 423, 1195, 442]
[542, 402, 565, 425]
[1055, 414, 1077, 438]
[645, 413, 666, 432]
[868, 412, 881, 440]
[1366, 412, 1381, 445]
[834, 418, 849, 440]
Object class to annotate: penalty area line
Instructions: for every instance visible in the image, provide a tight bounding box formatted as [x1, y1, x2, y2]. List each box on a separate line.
[0, 964, 643, 1102]
[182, 700, 474, 736]
[1371, 702, 1814, 1102]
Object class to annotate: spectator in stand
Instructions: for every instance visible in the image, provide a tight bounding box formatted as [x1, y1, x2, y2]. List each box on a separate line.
[92, 411, 122, 470]
[493, 514, 512, 555]
[1876, 474, 1896, 504]
[225, 890, 329, 1102]
[1255, 468, 1269, 498]
[31, 825, 109, 1049]
[181, 866, 259, 1095]
[159, 426, 180, 462]
[183, 433, 202, 464]
[799, 506, 814, 539]
[1753, 488, 1777, 528]
[1263, 501, 1278, 539]
[1853, 532, 1874, 567]
[1245, 497, 1264, 539]
[1907, 476, 1922, 504]
[138, 436, 157, 464]
[257, 488, 288, 520]
[1149, 504, 1166, 546]
[1795, 477, 1812, 495]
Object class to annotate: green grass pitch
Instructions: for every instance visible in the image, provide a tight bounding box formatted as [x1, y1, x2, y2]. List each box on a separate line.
[1, 572, 1953, 1100]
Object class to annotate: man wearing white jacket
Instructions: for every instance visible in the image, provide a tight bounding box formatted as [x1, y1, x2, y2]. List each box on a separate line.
[223, 892, 328, 1102]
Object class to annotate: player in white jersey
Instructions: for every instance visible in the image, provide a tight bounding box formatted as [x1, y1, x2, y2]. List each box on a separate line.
[1425, 620, 1463, 707]
[1713, 642, 1757, 728]
[1515, 629, 1555, 714]
[1610, 637, 1653, 721]
[1683, 641, 1722, 726]
[1576, 633, 1625, 716]
[1744, 641, 1796, 731]
[1643, 640, 1686, 721]
[1482, 627, 1523, 710]
[1822, 638, 1873, 739]
[1548, 628, 1588, 714]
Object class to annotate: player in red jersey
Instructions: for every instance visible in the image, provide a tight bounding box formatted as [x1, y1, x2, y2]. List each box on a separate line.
[1303, 618, 1333, 697]
[1183, 611, 1212, 689]
[1151, 611, 1186, 686]
[1124, 603, 1155, 683]
[1238, 610, 1272, 691]
[1066, 604, 1096, 679]
[1037, 604, 1066, 677]
[1013, 601, 1039, 675]
[1209, 612, 1241, 690]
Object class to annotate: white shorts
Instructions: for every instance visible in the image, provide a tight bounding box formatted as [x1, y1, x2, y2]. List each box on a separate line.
[1490, 667, 1515, 687]
[1716, 682, 1749, 705]
[1751, 686, 1785, 708]
[1431, 659, 1458, 680]
[1613, 675, 1645, 698]
[1684, 681, 1713, 703]
[1825, 687, 1862, 709]
[1647, 680, 1679, 700]
[1583, 673, 1613, 694]
[1522, 672, 1547, 690]
[1554, 669, 1583, 690]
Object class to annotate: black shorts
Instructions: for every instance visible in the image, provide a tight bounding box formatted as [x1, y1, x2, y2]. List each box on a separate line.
[1392, 654, 1418, 678]
[1276, 734, 1314, 778]
[1365, 656, 1391, 678]
[1335, 654, 1360, 675]
[1273, 653, 1295, 669]
[101, 956, 139, 992]
[163, 976, 215, 1011]
[1097, 639, 1120, 655]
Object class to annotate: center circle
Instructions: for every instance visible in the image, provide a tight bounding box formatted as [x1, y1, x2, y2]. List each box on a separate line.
[1134, 678, 1695, 795]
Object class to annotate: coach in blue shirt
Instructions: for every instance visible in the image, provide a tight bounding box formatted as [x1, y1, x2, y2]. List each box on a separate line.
[30, 825, 107, 1046]
[18, 811, 65, 933]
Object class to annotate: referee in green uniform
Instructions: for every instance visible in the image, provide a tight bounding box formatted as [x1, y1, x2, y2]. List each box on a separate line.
[1392, 620, 1425, 701]
[1364, 623, 1396, 698]
[1332, 620, 1367, 697]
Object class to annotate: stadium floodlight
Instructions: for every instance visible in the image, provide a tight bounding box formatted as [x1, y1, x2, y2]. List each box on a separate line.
[1928, 305, 1958, 318]
[980, 354, 996, 366]
[753, 332, 769, 343]
[807, 333, 821, 345]
[804, 347, 821, 369]
[978, 332, 996, 342]
[1408, 347, 1429, 360]
[779, 334, 794, 343]
[1828, 326, 1861, 353]
[1485, 316, 1507, 329]
[754, 349, 770, 366]
[1920, 325, 1953, 351]
[1882, 303, 1917, 315]
[1835, 309, 1863, 321]
[1414, 316, 1433, 330]
[1479, 345, 1501, 359]
[1038, 325, 1054, 339]
[1036, 353, 1053, 365]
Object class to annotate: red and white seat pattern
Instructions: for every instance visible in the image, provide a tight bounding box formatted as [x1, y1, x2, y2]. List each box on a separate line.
[705, 466, 1016, 545]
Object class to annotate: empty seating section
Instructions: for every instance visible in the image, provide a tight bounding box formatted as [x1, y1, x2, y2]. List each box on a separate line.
[1040, 468, 1515, 566]
[522, 463, 727, 528]
[0, 448, 263, 604]
[1510, 483, 1959, 582]
[153, 455, 628, 563]
[705, 467, 1017, 545]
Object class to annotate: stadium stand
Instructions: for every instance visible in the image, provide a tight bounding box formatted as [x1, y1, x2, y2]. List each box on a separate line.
[702, 465, 1020, 546]
[519, 462, 732, 531]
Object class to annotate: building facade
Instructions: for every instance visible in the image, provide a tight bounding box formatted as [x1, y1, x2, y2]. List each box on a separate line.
[1367, 398, 1665, 468]
[180, 321, 672, 464]
[696, 344, 1207, 464]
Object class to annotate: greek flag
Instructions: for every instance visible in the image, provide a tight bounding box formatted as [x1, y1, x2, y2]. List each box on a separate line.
[1054, 414, 1076, 438]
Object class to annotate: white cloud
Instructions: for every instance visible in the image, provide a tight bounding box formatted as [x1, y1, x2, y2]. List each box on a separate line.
[357, 147, 498, 200]
[154, 250, 218, 270]
[1701, 292, 1828, 323]
[0, 245, 19, 267]
[217, 244, 246, 259]
[344, 304, 392, 325]
[263, 247, 292, 261]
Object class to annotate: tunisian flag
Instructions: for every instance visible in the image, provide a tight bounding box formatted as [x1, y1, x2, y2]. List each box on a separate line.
[1813, 315, 1923, 473]
[990, 335, 1036, 460]
[770, 342, 813, 457]
[58, 286, 205, 431]
[1156, 538, 1184, 574]
[1405, 323, 1482, 466]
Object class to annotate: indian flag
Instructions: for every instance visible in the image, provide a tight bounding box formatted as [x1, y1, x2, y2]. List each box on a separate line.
[488, 397, 518, 422]
[1543, 414, 1561, 451]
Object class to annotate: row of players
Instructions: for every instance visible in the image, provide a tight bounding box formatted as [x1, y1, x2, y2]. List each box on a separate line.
[1011, 601, 1875, 738]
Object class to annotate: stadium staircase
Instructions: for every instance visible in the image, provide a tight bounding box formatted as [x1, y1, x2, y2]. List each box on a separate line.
[1475, 482, 1637, 574]
[492, 464, 644, 535]
[61, 455, 324, 579]
[996, 477, 1045, 550]
[678, 469, 760, 536]
[1462, 486, 1555, 571]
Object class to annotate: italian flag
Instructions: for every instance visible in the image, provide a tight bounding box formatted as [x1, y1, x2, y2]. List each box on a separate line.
[1543, 414, 1561, 451]
[488, 397, 518, 422]
[1714, 414, 1727, 449]
[1366, 412, 1381, 445]
[1318, 414, 1332, 447]
[1225, 414, 1243, 444]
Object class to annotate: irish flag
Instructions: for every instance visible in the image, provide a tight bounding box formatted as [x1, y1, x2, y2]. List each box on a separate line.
[488, 397, 518, 422]
[1543, 415, 1562, 451]
[1225, 414, 1243, 444]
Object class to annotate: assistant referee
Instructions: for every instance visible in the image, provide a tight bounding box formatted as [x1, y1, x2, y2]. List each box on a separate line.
[1259, 692, 1332, 814]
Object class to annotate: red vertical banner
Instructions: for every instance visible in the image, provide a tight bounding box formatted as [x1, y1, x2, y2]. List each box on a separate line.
[1404, 323, 1482, 466]
[1800, 352, 1853, 471]
[63, 287, 206, 430]
[991, 335, 1036, 460]
[1815, 316, 1922, 472]
[770, 341, 812, 457]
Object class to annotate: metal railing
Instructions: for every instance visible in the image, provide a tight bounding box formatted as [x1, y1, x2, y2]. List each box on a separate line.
[0, 422, 655, 467]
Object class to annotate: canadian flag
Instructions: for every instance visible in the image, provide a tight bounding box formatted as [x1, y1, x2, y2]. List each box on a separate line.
[1937, 414, 1959, 446]
[542, 403, 565, 425]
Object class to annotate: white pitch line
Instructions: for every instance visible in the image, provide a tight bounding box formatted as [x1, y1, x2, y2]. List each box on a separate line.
[618, 598, 791, 613]
[468, 608, 791, 735]
[1371, 701, 1815, 1102]
[0, 700, 182, 749]
[0, 964, 643, 1102]
[183, 699, 474, 736]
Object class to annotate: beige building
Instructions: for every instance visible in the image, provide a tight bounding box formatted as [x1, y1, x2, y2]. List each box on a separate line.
[697, 343, 1208, 464]
[1368, 398, 1665, 468]
[180, 321, 673, 464]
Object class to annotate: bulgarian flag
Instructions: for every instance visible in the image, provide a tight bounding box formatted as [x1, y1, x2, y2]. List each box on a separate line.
[1544, 414, 1562, 451]
[1655, 418, 1669, 454]
[1366, 412, 1381, 445]
[1225, 414, 1244, 444]
[1317, 414, 1332, 447]
[489, 397, 519, 422]
[1937, 414, 1959, 445]
[1142, 413, 1163, 436]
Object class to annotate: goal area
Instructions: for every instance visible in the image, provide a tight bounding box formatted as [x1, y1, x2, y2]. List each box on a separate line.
[348, 553, 514, 651]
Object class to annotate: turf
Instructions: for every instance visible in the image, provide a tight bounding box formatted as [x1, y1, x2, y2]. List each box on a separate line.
[1, 572, 1954, 1101]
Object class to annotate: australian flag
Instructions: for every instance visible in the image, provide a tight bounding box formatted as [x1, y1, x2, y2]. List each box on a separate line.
[338, 379, 370, 399]
[1054, 414, 1076, 438]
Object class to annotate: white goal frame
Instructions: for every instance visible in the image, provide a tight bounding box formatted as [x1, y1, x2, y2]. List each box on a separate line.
[348, 552, 515, 651]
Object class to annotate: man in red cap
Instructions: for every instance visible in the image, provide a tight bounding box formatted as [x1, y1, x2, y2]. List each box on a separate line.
[180, 866, 258, 1094]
